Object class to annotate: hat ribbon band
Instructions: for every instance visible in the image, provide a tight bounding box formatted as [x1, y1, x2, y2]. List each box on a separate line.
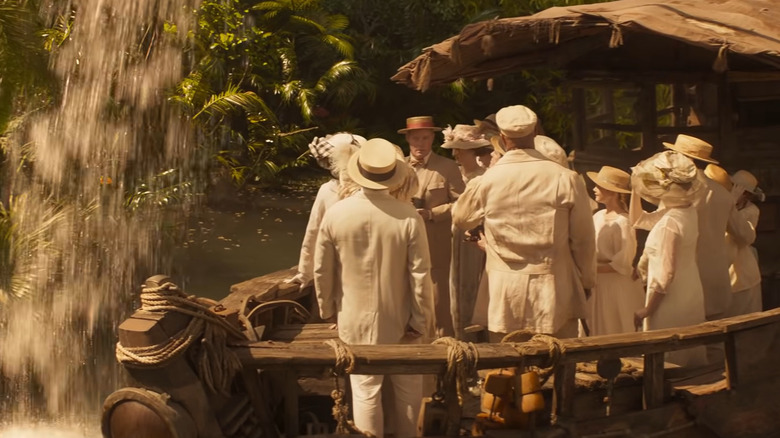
[358, 159, 396, 182]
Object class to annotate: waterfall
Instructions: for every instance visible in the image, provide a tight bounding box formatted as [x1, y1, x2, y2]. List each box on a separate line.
[0, 0, 201, 434]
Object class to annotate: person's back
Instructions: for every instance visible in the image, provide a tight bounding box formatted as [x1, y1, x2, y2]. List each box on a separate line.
[475, 148, 595, 335]
[316, 190, 431, 344]
[480, 148, 592, 273]
[314, 138, 433, 438]
[696, 174, 753, 317]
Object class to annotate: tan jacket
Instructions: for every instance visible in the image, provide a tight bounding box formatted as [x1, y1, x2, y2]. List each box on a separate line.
[452, 149, 597, 333]
[695, 173, 756, 317]
[314, 189, 435, 344]
[410, 153, 465, 261]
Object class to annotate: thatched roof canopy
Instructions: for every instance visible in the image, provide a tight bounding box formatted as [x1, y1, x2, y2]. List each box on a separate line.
[392, 0, 780, 91]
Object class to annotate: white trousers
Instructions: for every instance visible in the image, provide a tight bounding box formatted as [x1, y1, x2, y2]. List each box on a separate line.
[350, 373, 422, 438]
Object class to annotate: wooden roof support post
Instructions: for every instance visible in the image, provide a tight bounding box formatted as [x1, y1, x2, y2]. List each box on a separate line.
[717, 74, 735, 160]
[640, 81, 657, 150]
[571, 87, 586, 152]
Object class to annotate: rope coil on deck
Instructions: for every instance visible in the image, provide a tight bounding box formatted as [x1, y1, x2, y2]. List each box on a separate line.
[325, 338, 372, 437]
[502, 330, 566, 385]
[432, 337, 480, 400]
[115, 281, 243, 396]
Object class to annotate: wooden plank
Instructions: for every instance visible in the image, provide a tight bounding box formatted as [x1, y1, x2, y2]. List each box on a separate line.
[727, 71, 780, 83]
[267, 323, 338, 342]
[553, 363, 577, 419]
[643, 353, 665, 409]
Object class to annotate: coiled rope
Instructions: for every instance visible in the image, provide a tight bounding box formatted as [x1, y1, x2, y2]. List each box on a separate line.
[432, 337, 480, 401]
[501, 330, 565, 385]
[324, 339, 372, 437]
[115, 282, 244, 395]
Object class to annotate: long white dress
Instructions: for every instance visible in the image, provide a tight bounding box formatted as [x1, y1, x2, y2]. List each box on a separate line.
[639, 205, 707, 368]
[588, 210, 644, 336]
[726, 202, 762, 316]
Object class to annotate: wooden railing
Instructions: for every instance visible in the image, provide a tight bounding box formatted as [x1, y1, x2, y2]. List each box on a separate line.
[230, 307, 780, 433]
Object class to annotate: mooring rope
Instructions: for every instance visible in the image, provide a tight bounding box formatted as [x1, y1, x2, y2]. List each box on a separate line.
[432, 337, 480, 401]
[501, 330, 566, 385]
[115, 281, 243, 396]
[324, 338, 372, 437]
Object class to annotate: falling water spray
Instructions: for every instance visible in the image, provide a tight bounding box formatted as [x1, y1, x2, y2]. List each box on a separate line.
[1, 0, 201, 434]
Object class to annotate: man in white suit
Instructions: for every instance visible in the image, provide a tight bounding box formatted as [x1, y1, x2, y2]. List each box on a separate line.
[315, 138, 434, 438]
[452, 105, 596, 340]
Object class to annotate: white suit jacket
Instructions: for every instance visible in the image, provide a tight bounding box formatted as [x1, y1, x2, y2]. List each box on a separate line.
[314, 189, 435, 344]
[452, 148, 596, 333]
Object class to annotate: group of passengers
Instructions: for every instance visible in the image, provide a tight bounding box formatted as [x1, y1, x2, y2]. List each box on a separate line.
[286, 104, 764, 437]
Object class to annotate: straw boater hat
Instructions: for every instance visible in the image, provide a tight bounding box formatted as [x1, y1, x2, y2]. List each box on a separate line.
[732, 170, 765, 201]
[663, 134, 719, 164]
[397, 116, 442, 134]
[441, 124, 491, 149]
[587, 166, 631, 194]
[347, 138, 406, 190]
[703, 164, 732, 191]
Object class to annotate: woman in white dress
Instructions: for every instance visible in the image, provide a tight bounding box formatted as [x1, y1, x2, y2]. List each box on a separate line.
[727, 170, 764, 316]
[586, 166, 644, 336]
[631, 151, 707, 368]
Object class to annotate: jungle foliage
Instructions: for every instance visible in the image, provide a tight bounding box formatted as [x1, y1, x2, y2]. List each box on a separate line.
[176, 0, 610, 187]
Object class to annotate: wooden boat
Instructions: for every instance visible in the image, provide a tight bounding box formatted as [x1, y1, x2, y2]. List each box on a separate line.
[101, 268, 780, 438]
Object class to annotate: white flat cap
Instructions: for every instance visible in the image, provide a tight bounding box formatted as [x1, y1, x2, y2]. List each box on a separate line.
[495, 105, 537, 138]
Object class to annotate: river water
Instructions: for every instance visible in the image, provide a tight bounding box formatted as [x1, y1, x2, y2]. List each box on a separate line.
[172, 191, 312, 300]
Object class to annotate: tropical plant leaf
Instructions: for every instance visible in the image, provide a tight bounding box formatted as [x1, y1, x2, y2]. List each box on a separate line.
[194, 85, 267, 119]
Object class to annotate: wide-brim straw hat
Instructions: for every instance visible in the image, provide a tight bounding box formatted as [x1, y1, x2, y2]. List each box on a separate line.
[704, 164, 732, 191]
[732, 169, 765, 201]
[732, 170, 760, 193]
[587, 166, 631, 194]
[441, 124, 491, 150]
[347, 138, 407, 190]
[663, 134, 719, 164]
[631, 150, 704, 206]
[397, 116, 442, 134]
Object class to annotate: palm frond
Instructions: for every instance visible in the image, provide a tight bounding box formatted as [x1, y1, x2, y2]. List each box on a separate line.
[194, 85, 267, 119]
[314, 60, 358, 92]
[277, 80, 303, 104]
